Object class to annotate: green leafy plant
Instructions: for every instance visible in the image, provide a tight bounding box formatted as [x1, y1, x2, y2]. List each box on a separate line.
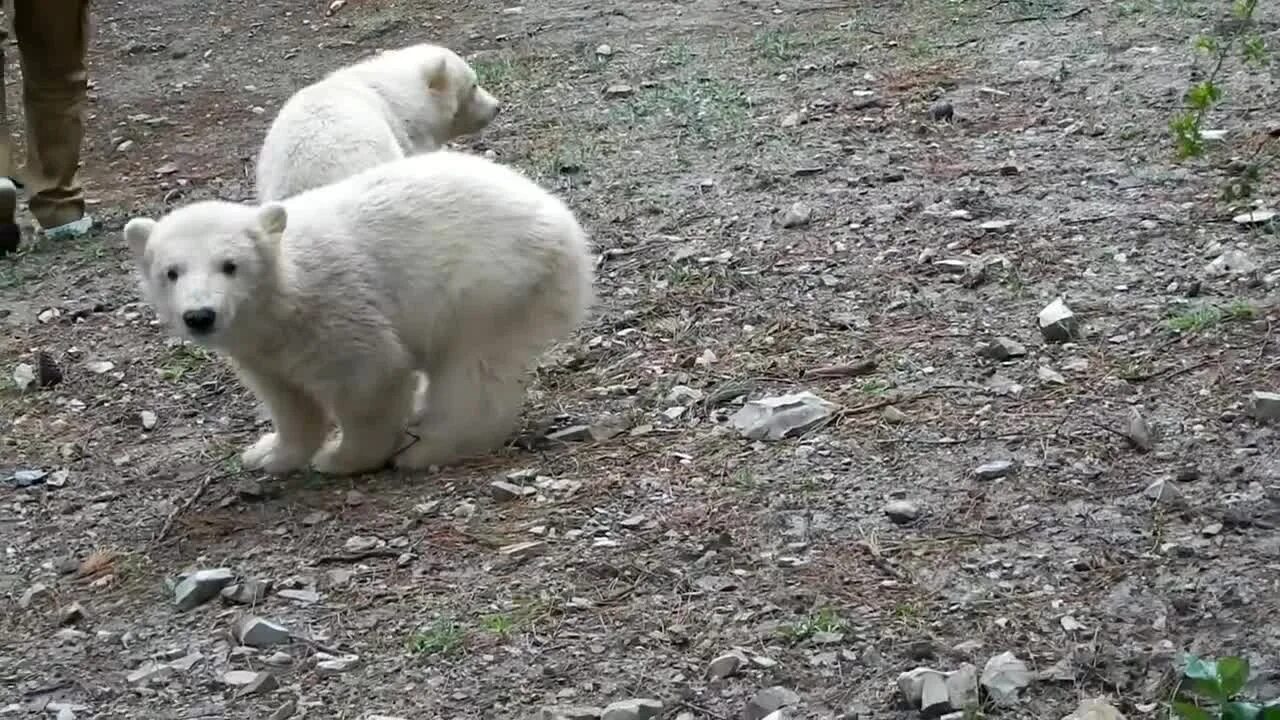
[1172, 654, 1280, 720]
[1169, 0, 1272, 202]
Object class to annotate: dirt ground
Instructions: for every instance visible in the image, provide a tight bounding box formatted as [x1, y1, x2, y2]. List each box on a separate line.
[3, 0, 1280, 718]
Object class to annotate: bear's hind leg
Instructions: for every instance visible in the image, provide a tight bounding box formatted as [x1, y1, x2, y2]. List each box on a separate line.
[393, 353, 527, 470]
[236, 368, 328, 475]
[311, 369, 417, 475]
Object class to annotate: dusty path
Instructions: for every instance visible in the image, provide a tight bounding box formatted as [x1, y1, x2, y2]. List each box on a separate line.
[3, 0, 1279, 718]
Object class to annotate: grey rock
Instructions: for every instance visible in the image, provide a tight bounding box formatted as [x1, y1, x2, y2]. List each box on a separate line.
[883, 500, 920, 524]
[1126, 408, 1153, 451]
[981, 651, 1033, 707]
[1038, 297, 1079, 343]
[1143, 478, 1181, 504]
[221, 578, 272, 606]
[126, 661, 174, 685]
[601, 699, 663, 720]
[897, 667, 944, 707]
[928, 99, 954, 121]
[168, 651, 204, 672]
[11, 362, 36, 391]
[235, 671, 279, 696]
[269, 700, 296, 720]
[343, 535, 382, 553]
[981, 336, 1027, 360]
[55, 708, 76, 720]
[18, 582, 50, 609]
[498, 540, 546, 558]
[665, 385, 705, 406]
[729, 391, 838, 441]
[315, 652, 361, 674]
[708, 650, 747, 679]
[174, 568, 235, 610]
[1037, 366, 1067, 385]
[744, 687, 801, 720]
[222, 670, 260, 686]
[233, 616, 291, 648]
[541, 707, 604, 720]
[920, 671, 950, 716]
[490, 480, 535, 501]
[1248, 391, 1280, 421]
[277, 588, 320, 604]
[604, 84, 634, 97]
[781, 202, 813, 228]
[1205, 249, 1259, 276]
[264, 651, 293, 666]
[1061, 698, 1127, 720]
[934, 258, 971, 274]
[974, 460, 1015, 480]
[881, 406, 910, 424]
[547, 424, 593, 442]
[1233, 208, 1277, 225]
[59, 602, 86, 625]
[946, 663, 980, 712]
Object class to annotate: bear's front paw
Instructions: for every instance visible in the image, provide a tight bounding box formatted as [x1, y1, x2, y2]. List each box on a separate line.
[311, 437, 390, 476]
[241, 433, 312, 475]
[391, 432, 461, 471]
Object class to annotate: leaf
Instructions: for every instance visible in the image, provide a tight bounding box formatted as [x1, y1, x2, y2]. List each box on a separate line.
[1242, 36, 1267, 64]
[1259, 705, 1280, 720]
[1186, 656, 1220, 681]
[1174, 700, 1215, 720]
[1225, 702, 1262, 720]
[1186, 81, 1223, 110]
[1220, 656, 1251, 697]
[1195, 35, 1220, 54]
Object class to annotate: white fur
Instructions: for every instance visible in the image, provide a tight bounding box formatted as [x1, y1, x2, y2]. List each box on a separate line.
[127, 150, 594, 476]
[255, 43, 502, 203]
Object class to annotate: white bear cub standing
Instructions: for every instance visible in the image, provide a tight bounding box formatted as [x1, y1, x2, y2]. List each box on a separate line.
[125, 150, 594, 475]
[255, 42, 502, 202]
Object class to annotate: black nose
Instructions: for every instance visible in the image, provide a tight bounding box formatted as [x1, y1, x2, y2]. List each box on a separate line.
[182, 308, 217, 333]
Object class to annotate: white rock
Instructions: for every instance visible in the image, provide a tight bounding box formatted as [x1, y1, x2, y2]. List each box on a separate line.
[1037, 366, 1067, 385]
[1232, 208, 1276, 225]
[707, 650, 747, 679]
[1205, 249, 1258, 277]
[974, 460, 1015, 480]
[139, 410, 157, 429]
[84, 360, 115, 374]
[233, 616, 291, 647]
[595, 44, 613, 56]
[729, 391, 838, 441]
[882, 500, 920, 524]
[1143, 478, 1181, 503]
[174, 568, 235, 610]
[781, 202, 813, 228]
[1248, 390, 1280, 421]
[1038, 297, 1079, 343]
[665, 385, 704, 405]
[343, 535, 382, 553]
[315, 652, 361, 674]
[981, 651, 1033, 706]
[1061, 697, 1128, 720]
[601, 699, 663, 720]
[12, 363, 36, 391]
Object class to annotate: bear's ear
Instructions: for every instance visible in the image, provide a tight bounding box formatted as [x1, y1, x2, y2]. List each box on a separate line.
[122, 217, 156, 258]
[426, 56, 450, 92]
[256, 203, 288, 237]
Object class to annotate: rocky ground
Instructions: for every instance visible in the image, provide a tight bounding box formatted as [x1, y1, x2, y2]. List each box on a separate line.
[3, 0, 1280, 719]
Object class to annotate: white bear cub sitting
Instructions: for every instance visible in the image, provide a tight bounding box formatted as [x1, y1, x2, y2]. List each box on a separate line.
[255, 42, 501, 202]
[125, 150, 594, 475]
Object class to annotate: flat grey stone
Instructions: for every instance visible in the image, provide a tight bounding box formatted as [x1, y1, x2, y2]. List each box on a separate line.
[233, 616, 291, 648]
[174, 568, 235, 610]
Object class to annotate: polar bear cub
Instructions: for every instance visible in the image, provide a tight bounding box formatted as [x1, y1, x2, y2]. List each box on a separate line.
[255, 42, 502, 203]
[125, 150, 594, 475]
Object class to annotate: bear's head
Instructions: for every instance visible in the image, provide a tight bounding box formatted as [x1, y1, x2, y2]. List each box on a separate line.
[124, 201, 288, 350]
[395, 43, 502, 140]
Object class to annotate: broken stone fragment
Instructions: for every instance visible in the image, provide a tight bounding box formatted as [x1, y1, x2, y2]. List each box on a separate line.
[1037, 297, 1079, 343]
[729, 391, 838, 441]
[173, 568, 235, 610]
[233, 615, 291, 648]
[981, 651, 1033, 707]
[601, 699, 663, 720]
[1248, 390, 1280, 421]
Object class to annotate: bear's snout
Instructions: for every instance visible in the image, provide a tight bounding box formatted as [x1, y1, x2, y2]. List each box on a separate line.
[182, 307, 218, 334]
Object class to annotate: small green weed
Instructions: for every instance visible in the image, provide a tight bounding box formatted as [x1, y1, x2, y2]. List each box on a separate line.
[481, 613, 515, 637]
[752, 29, 800, 63]
[778, 607, 844, 642]
[1171, 654, 1280, 719]
[406, 618, 465, 656]
[1166, 301, 1255, 334]
[159, 343, 213, 382]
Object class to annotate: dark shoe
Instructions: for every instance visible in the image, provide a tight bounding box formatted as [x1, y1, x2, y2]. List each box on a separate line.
[0, 177, 18, 256]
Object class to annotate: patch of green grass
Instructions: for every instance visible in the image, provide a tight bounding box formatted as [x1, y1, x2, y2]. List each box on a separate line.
[481, 613, 515, 637]
[527, 136, 600, 180]
[859, 378, 892, 396]
[778, 607, 844, 642]
[159, 343, 213, 382]
[470, 53, 532, 97]
[753, 29, 801, 63]
[406, 618, 465, 657]
[614, 77, 751, 141]
[1165, 300, 1256, 334]
[660, 42, 694, 68]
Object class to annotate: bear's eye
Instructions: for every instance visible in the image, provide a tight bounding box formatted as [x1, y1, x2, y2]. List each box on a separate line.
[221, 260, 238, 276]
[165, 267, 180, 282]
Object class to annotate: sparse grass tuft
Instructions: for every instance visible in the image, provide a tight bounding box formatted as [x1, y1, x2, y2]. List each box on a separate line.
[778, 607, 844, 642]
[1166, 301, 1255, 334]
[406, 618, 465, 656]
[159, 343, 214, 382]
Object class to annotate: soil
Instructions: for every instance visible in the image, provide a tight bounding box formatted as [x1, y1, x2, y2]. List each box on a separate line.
[3, 0, 1280, 718]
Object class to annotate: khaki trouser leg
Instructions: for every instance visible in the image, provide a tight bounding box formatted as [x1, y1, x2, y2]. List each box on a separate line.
[12, 0, 89, 229]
